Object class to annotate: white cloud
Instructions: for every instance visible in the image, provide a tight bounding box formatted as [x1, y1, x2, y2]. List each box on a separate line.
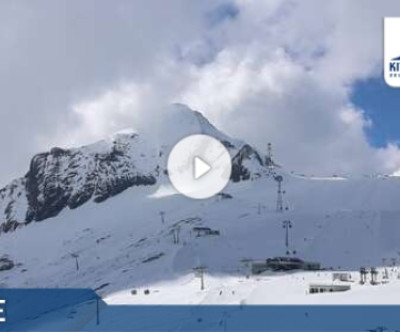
[0, 0, 213, 185]
[178, 0, 400, 175]
[58, 83, 153, 147]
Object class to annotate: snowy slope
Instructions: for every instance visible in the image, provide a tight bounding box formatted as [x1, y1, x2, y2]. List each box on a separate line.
[1, 173, 400, 304]
[0, 104, 400, 305]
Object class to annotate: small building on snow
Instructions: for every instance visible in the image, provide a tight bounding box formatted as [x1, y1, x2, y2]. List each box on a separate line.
[309, 283, 351, 294]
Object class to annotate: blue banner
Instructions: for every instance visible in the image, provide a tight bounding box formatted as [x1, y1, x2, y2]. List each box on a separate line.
[0, 289, 398, 331]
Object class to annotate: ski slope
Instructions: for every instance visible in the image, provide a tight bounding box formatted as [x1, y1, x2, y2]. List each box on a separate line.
[1, 169, 400, 304]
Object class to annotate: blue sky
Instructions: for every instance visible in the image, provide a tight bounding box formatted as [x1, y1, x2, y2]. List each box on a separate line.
[352, 77, 400, 147]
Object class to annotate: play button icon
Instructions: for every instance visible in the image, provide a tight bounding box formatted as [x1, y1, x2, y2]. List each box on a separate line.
[167, 134, 232, 199]
[193, 156, 211, 179]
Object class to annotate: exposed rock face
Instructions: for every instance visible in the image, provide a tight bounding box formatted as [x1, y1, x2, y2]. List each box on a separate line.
[24, 143, 157, 222]
[0, 106, 270, 234]
[231, 144, 265, 182]
[0, 133, 159, 232]
[0, 256, 14, 271]
[0, 178, 27, 233]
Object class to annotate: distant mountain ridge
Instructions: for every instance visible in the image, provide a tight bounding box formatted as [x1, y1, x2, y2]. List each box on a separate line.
[0, 104, 269, 233]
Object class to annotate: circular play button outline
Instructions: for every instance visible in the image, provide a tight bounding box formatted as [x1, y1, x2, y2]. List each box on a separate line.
[167, 134, 232, 199]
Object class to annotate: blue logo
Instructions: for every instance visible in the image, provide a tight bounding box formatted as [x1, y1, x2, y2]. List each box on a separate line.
[389, 55, 400, 77]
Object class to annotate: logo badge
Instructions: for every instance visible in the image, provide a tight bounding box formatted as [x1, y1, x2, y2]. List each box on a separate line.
[384, 17, 400, 87]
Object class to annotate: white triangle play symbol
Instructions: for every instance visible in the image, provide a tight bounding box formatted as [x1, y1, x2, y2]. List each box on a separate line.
[193, 156, 211, 179]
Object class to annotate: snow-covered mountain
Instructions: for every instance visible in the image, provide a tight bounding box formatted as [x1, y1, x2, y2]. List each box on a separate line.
[1, 103, 400, 306]
[0, 104, 266, 234]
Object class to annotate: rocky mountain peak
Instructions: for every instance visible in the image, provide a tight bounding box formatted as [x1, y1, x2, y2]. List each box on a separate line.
[0, 104, 271, 234]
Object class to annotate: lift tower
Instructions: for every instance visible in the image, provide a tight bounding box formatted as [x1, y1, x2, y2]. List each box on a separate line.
[274, 175, 284, 212]
[266, 142, 274, 172]
[282, 220, 292, 255]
